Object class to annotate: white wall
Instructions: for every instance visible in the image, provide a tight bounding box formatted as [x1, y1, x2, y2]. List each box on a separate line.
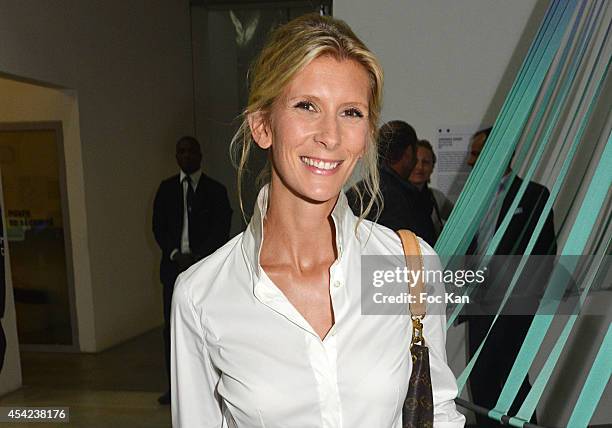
[335, 0, 547, 147]
[0, 0, 194, 357]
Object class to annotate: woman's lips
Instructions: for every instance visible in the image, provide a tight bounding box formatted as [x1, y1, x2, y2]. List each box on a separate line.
[300, 156, 343, 175]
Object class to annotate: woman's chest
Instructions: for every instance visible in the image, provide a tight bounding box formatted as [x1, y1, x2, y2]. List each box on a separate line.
[205, 301, 412, 426]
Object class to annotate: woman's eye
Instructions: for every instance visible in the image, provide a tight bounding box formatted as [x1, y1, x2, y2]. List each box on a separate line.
[294, 101, 316, 112]
[343, 108, 364, 118]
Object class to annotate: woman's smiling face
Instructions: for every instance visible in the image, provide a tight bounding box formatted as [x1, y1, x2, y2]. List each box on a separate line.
[251, 55, 371, 204]
[410, 146, 435, 186]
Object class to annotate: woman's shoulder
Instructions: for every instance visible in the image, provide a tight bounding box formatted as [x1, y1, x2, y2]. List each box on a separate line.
[173, 233, 246, 304]
[354, 221, 444, 305]
[356, 219, 438, 257]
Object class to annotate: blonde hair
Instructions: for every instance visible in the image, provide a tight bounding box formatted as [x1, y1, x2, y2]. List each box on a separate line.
[230, 13, 383, 227]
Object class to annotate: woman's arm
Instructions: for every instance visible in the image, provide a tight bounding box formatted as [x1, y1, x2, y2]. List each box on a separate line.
[171, 276, 226, 427]
[419, 239, 466, 427]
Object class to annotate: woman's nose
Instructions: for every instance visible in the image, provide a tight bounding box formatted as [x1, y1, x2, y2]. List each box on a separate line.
[314, 114, 340, 149]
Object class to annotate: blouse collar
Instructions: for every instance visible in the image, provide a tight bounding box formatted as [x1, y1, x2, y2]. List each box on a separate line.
[241, 184, 355, 287]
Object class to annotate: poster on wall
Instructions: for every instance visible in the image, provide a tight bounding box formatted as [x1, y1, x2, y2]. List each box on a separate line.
[432, 125, 480, 203]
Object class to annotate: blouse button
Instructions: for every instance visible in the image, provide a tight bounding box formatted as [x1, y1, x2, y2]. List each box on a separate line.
[333, 280, 343, 288]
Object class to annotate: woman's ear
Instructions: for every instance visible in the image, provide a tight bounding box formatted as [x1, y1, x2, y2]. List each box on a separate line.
[247, 111, 272, 149]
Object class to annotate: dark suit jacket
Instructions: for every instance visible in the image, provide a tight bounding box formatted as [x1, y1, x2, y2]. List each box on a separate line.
[153, 173, 232, 286]
[462, 175, 557, 319]
[466, 176, 556, 255]
[347, 166, 437, 245]
[492, 175, 557, 256]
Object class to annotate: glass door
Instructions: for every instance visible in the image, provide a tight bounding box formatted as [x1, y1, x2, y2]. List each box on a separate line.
[0, 123, 77, 348]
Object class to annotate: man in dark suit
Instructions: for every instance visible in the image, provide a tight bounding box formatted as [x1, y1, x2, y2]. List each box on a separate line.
[347, 121, 437, 245]
[153, 136, 232, 405]
[464, 127, 557, 426]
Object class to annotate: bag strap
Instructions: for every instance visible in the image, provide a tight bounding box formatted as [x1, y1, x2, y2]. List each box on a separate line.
[396, 230, 426, 317]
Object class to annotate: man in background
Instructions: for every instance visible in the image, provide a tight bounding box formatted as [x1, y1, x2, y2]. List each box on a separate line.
[466, 127, 556, 255]
[348, 120, 436, 244]
[464, 127, 557, 426]
[152, 136, 232, 405]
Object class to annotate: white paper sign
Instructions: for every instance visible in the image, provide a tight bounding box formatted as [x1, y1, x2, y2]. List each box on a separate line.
[432, 125, 480, 203]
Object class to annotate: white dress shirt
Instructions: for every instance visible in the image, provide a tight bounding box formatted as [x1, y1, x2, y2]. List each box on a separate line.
[171, 184, 465, 427]
[171, 169, 202, 260]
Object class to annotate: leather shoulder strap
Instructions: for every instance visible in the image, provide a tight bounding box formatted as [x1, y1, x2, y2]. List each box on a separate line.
[396, 229, 426, 317]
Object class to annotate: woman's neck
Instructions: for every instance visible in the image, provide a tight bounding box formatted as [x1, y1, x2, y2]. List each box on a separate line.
[261, 180, 338, 269]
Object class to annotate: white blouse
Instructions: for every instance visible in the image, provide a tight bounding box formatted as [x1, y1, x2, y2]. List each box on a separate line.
[171, 185, 465, 427]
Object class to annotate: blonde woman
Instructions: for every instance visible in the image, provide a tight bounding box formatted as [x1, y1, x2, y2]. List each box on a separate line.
[171, 14, 464, 427]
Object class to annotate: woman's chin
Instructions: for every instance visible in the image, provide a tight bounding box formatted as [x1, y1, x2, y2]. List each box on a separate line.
[306, 191, 341, 204]
[271, 171, 345, 204]
[294, 184, 343, 204]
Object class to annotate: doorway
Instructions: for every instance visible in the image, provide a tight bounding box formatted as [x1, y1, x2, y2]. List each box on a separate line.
[0, 123, 77, 350]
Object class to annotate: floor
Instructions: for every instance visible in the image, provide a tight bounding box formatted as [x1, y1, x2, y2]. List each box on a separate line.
[0, 328, 171, 427]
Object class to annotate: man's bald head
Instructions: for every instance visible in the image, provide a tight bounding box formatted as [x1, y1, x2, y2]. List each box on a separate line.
[467, 127, 492, 168]
[176, 136, 202, 174]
